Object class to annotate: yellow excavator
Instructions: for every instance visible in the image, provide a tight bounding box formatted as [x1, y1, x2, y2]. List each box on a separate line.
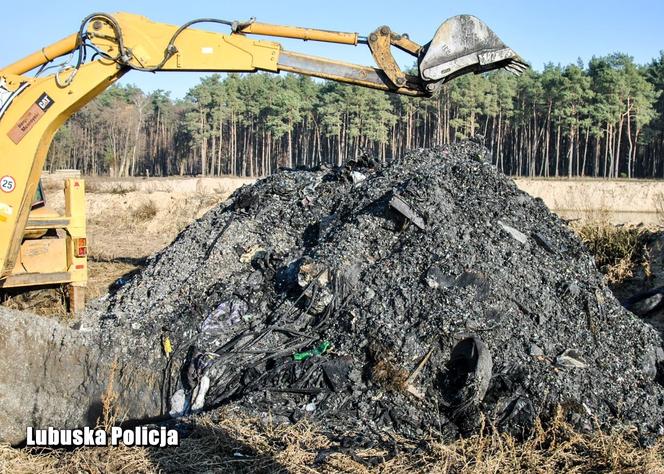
[0, 12, 526, 313]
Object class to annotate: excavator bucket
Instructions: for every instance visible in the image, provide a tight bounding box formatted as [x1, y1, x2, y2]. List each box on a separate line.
[419, 15, 528, 83]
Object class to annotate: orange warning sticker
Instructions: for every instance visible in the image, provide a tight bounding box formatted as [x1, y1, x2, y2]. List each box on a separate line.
[7, 93, 54, 145]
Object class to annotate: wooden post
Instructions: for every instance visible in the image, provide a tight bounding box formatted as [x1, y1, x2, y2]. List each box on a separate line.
[69, 284, 85, 314]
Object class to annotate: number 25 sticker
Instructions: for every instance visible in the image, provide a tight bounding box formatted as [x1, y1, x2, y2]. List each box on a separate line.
[1, 176, 16, 193]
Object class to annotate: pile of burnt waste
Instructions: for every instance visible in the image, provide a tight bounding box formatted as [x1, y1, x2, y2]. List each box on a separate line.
[88, 142, 664, 443]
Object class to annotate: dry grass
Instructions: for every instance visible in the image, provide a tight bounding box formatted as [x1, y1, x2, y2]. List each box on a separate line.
[100, 360, 120, 431]
[574, 220, 652, 285]
[132, 200, 158, 222]
[371, 359, 409, 392]
[654, 191, 664, 223]
[87, 259, 141, 299]
[0, 286, 69, 319]
[41, 179, 67, 193]
[369, 345, 410, 392]
[0, 408, 662, 473]
[84, 181, 138, 194]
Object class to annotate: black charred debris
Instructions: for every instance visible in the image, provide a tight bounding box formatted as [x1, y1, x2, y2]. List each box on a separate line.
[87, 142, 664, 444]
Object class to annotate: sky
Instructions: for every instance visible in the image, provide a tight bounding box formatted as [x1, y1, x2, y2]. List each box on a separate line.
[1, 0, 662, 98]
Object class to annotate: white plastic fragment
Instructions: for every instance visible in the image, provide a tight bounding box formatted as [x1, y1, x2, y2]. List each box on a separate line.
[169, 389, 187, 418]
[191, 375, 211, 412]
[555, 349, 587, 369]
[350, 171, 367, 184]
[498, 220, 528, 244]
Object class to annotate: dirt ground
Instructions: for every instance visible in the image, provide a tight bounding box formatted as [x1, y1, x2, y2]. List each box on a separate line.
[76, 176, 253, 299]
[81, 189, 232, 299]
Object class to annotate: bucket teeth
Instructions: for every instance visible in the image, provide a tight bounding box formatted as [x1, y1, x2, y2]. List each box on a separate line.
[419, 15, 528, 82]
[504, 59, 529, 75]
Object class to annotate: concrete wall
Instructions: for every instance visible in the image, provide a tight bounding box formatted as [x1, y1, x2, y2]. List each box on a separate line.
[515, 178, 664, 225]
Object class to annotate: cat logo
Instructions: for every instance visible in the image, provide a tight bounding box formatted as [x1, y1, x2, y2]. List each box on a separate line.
[7, 93, 54, 144]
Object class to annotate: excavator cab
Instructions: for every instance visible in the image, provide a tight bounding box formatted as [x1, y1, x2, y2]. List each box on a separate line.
[24, 180, 51, 239]
[32, 181, 45, 210]
[0, 178, 87, 313]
